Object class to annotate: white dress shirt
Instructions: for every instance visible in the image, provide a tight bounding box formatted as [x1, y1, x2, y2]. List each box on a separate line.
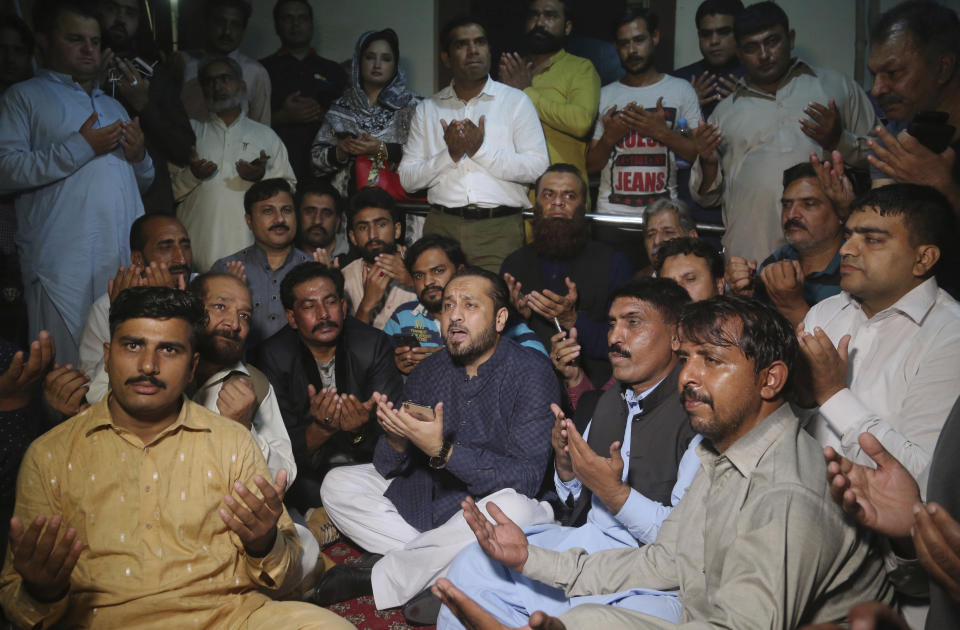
[398, 77, 548, 209]
[799, 278, 960, 484]
[193, 362, 298, 487]
[172, 113, 295, 271]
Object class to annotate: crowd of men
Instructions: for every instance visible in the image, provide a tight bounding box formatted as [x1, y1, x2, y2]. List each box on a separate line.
[1, 0, 959, 629]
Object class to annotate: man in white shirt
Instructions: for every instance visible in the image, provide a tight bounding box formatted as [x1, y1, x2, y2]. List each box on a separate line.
[173, 56, 294, 271]
[398, 16, 549, 273]
[189, 271, 318, 589]
[798, 183, 960, 484]
[586, 8, 700, 217]
[179, 0, 271, 125]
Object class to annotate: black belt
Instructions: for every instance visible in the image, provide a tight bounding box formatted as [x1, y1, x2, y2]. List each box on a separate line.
[433, 204, 522, 220]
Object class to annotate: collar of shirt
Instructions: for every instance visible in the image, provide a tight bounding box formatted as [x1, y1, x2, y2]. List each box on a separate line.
[409, 301, 433, 319]
[438, 76, 499, 103]
[533, 49, 567, 75]
[38, 68, 105, 96]
[197, 360, 249, 393]
[733, 58, 816, 100]
[83, 395, 213, 443]
[207, 110, 248, 129]
[241, 244, 301, 271]
[696, 402, 795, 478]
[623, 374, 665, 408]
[769, 244, 842, 278]
[839, 276, 939, 325]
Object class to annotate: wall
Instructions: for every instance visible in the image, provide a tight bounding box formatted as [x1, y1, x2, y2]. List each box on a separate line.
[674, 0, 859, 81]
[237, 0, 436, 97]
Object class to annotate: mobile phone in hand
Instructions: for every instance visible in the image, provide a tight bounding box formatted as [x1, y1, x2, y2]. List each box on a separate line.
[395, 333, 420, 349]
[402, 401, 435, 422]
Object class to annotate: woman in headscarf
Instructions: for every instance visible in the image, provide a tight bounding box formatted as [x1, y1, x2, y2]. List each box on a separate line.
[311, 28, 421, 197]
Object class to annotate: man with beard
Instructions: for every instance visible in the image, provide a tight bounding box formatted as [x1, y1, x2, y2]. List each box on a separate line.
[399, 16, 549, 273]
[341, 187, 416, 330]
[498, 0, 600, 190]
[294, 180, 350, 268]
[385, 234, 545, 374]
[0, 286, 354, 629]
[586, 8, 701, 219]
[189, 272, 324, 592]
[252, 262, 402, 514]
[433, 296, 892, 630]
[438, 278, 699, 630]
[79, 214, 194, 403]
[96, 0, 195, 213]
[316, 268, 559, 618]
[501, 164, 632, 387]
[726, 162, 843, 326]
[172, 56, 294, 271]
[690, 1, 877, 262]
[178, 0, 271, 125]
[211, 179, 311, 349]
[0, 0, 154, 368]
[260, 0, 348, 183]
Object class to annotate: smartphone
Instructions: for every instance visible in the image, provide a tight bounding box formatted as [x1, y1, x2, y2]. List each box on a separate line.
[334, 131, 357, 140]
[402, 401, 435, 422]
[907, 111, 955, 154]
[395, 333, 420, 349]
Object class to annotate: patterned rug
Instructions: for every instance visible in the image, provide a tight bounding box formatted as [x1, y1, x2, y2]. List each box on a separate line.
[322, 541, 436, 630]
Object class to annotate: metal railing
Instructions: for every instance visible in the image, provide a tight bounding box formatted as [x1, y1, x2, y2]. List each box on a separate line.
[395, 202, 725, 235]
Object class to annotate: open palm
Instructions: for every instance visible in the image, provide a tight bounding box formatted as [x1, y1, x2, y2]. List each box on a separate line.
[462, 498, 529, 572]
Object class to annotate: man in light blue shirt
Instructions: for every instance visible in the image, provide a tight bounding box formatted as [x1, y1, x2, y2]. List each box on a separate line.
[435, 278, 699, 628]
[0, 0, 153, 365]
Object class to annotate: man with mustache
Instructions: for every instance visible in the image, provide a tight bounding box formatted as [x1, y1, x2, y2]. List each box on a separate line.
[435, 296, 892, 630]
[691, 1, 878, 262]
[725, 162, 843, 326]
[502, 164, 632, 388]
[437, 278, 699, 629]
[173, 56, 295, 271]
[341, 187, 416, 330]
[178, 0, 271, 125]
[498, 0, 600, 192]
[211, 178, 310, 349]
[0, 286, 353, 629]
[294, 180, 350, 268]
[79, 214, 195, 402]
[586, 8, 701, 224]
[252, 262, 402, 516]
[95, 0, 195, 214]
[316, 268, 559, 622]
[385, 234, 545, 375]
[796, 184, 960, 484]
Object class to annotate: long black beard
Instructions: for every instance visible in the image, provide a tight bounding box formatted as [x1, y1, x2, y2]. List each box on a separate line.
[531, 214, 590, 259]
[524, 28, 566, 55]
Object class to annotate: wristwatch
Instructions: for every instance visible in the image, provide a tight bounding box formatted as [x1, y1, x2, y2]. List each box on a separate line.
[429, 439, 453, 469]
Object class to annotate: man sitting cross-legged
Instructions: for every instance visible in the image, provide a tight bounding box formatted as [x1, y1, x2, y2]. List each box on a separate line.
[435, 296, 892, 630]
[316, 267, 560, 613]
[437, 277, 700, 629]
[0, 286, 351, 629]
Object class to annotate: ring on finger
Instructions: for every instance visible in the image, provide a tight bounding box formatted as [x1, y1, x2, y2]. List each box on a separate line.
[130, 78, 139, 87]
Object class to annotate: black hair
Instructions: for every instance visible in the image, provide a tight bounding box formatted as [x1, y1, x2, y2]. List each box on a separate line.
[653, 237, 725, 281]
[782, 162, 818, 189]
[33, 0, 98, 35]
[849, 183, 957, 275]
[609, 277, 691, 326]
[272, 0, 311, 24]
[347, 187, 399, 228]
[734, 1, 789, 43]
[108, 286, 207, 350]
[679, 295, 798, 378]
[534, 163, 587, 199]
[129, 214, 183, 253]
[360, 28, 400, 65]
[296, 180, 341, 209]
[695, 0, 744, 29]
[447, 266, 509, 313]
[405, 234, 467, 273]
[613, 7, 659, 38]
[440, 14, 487, 53]
[204, 0, 251, 26]
[870, 1, 960, 62]
[189, 272, 249, 305]
[243, 178, 293, 215]
[280, 261, 345, 310]
[2, 12, 35, 51]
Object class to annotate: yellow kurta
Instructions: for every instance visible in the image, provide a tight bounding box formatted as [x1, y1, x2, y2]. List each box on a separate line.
[0, 397, 344, 629]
